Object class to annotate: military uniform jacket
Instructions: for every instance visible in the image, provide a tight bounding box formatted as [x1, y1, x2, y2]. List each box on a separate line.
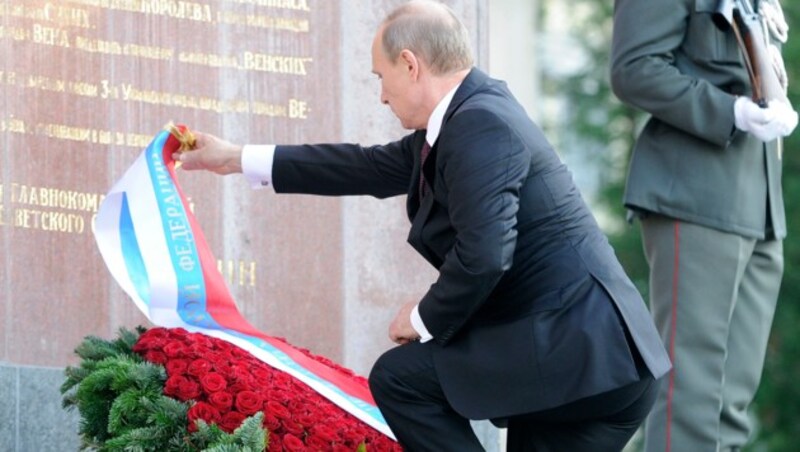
[273, 68, 670, 419]
[611, 0, 786, 239]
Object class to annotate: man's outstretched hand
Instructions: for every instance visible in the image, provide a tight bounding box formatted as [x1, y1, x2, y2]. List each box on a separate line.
[173, 131, 244, 175]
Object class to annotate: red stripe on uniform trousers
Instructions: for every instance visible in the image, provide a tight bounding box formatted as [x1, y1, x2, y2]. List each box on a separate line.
[666, 221, 680, 452]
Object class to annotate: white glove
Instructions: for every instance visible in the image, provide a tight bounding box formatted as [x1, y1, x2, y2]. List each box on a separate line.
[734, 96, 799, 142]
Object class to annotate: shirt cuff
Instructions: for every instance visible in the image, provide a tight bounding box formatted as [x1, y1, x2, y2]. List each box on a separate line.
[242, 144, 276, 189]
[411, 304, 434, 343]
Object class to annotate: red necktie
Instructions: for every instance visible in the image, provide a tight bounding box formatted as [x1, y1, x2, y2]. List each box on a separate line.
[419, 141, 431, 198]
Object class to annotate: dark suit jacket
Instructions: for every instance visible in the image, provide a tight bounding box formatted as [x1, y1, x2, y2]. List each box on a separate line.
[273, 68, 671, 420]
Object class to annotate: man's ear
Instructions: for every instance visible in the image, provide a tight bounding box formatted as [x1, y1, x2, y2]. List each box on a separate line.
[399, 49, 420, 80]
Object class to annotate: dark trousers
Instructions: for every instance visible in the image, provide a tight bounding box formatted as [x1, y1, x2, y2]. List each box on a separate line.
[369, 340, 659, 452]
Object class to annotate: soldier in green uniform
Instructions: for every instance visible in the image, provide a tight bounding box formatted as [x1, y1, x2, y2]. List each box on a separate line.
[611, 0, 797, 450]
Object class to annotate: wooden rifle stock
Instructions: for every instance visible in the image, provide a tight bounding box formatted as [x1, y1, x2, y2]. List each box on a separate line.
[714, 0, 788, 107]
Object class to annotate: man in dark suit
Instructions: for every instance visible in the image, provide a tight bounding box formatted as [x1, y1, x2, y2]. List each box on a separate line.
[177, 1, 670, 450]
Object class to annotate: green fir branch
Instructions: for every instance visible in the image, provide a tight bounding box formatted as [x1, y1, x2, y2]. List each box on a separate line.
[201, 445, 256, 452]
[145, 395, 189, 430]
[189, 420, 228, 448]
[63, 327, 270, 451]
[107, 388, 162, 436]
[102, 425, 177, 452]
[229, 413, 266, 450]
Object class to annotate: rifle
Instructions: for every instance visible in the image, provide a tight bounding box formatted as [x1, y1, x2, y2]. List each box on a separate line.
[714, 0, 788, 107]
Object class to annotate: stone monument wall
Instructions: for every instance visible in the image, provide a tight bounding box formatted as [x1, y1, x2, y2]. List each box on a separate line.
[0, 1, 490, 450]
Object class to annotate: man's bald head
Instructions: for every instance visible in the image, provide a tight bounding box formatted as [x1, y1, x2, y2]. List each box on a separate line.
[379, 0, 473, 76]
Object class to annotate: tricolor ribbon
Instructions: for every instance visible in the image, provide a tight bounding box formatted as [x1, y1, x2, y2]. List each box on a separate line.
[94, 125, 393, 439]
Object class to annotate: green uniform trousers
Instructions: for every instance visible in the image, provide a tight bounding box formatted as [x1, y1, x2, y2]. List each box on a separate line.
[640, 215, 782, 451]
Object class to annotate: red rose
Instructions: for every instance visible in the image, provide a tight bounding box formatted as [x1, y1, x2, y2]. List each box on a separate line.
[164, 375, 200, 401]
[212, 361, 233, 375]
[347, 426, 369, 442]
[219, 410, 247, 433]
[191, 334, 214, 349]
[163, 341, 186, 358]
[200, 372, 228, 393]
[282, 434, 306, 452]
[251, 368, 273, 383]
[268, 434, 283, 452]
[189, 344, 211, 358]
[230, 364, 253, 383]
[235, 390, 263, 415]
[268, 389, 290, 404]
[266, 400, 292, 420]
[187, 401, 221, 432]
[164, 375, 187, 398]
[132, 336, 166, 353]
[287, 399, 309, 415]
[370, 437, 403, 452]
[283, 420, 305, 436]
[221, 349, 240, 362]
[321, 405, 343, 420]
[311, 425, 341, 443]
[295, 414, 318, 428]
[273, 372, 292, 389]
[142, 350, 168, 365]
[203, 351, 225, 367]
[168, 327, 190, 338]
[231, 347, 251, 358]
[207, 391, 234, 412]
[145, 327, 170, 338]
[187, 358, 213, 377]
[304, 434, 329, 449]
[262, 413, 282, 432]
[228, 382, 255, 394]
[214, 339, 233, 351]
[165, 359, 189, 375]
[333, 445, 352, 452]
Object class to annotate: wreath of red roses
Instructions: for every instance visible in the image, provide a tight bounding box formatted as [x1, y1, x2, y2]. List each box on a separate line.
[133, 327, 401, 452]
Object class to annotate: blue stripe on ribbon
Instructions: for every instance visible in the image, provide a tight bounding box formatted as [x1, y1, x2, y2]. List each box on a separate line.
[144, 131, 220, 330]
[119, 192, 151, 303]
